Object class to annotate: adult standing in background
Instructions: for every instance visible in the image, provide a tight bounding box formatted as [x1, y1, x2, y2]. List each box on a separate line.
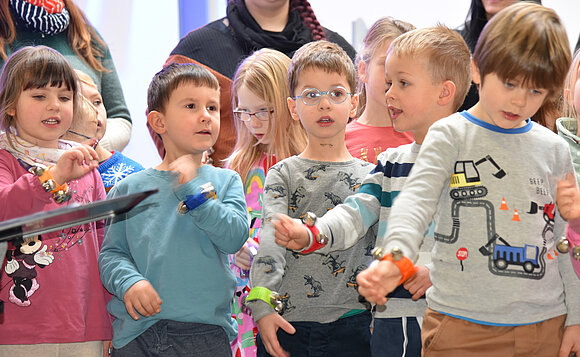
[151, 0, 356, 166]
[0, 0, 132, 152]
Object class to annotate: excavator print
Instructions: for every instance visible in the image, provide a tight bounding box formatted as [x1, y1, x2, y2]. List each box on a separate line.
[435, 155, 547, 279]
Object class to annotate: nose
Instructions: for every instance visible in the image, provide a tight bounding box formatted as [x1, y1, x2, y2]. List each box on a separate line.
[249, 115, 263, 128]
[511, 88, 527, 107]
[199, 108, 212, 122]
[317, 94, 332, 109]
[47, 95, 60, 111]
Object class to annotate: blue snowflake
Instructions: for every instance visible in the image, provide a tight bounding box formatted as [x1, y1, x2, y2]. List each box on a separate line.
[102, 163, 135, 186]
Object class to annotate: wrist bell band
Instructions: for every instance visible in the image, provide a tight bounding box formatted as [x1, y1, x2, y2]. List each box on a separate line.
[301, 212, 328, 254]
[372, 247, 418, 284]
[243, 286, 285, 314]
[177, 182, 216, 214]
[35, 165, 71, 204]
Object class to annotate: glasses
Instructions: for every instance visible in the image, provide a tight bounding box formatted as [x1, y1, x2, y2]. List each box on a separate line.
[293, 86, 352, 106]
[233, 109, 273, 122]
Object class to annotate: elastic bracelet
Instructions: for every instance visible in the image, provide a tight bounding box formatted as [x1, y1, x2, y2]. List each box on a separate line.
[300, 212, 328, 254]
[242, 286, 285, 314]
[177, 182, 216, 214]
[372, 247, 417, 284]
[36, 165, 71, 204]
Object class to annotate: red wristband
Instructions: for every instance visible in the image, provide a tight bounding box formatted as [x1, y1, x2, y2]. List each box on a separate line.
[300, 212, 328, 254]
[373, 247, 417, 284]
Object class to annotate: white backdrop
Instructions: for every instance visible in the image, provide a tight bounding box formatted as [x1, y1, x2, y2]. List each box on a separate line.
[76, 0, 580, 169]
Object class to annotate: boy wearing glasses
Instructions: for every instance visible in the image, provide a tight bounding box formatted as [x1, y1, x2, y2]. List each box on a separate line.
[245, 41, 374, 357]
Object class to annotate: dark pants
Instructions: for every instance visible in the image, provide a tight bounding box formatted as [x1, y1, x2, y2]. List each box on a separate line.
[257, 311, 372, 357]
[112, 320, 231, 357]
[371, 317, 422, 357]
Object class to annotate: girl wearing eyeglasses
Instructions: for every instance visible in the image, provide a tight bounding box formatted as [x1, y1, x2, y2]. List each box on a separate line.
[227, 48, 307, 357]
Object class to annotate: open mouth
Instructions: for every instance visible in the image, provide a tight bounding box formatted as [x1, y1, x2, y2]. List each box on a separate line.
[42, 118, 60, 125]
[197, 130, 211, 135]
[388, 106, 402, 119]
[317, 117, 334, 126]
[502, 111, 520, 121]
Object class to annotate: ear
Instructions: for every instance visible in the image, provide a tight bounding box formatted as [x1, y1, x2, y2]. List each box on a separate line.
[564, 88, 573, 106]
[471, 59, 481, 85]
[6, 107, 15, 117]
[287, 96, 300, 122]
[349, 93, 360, 117]
[437, 80, 456, 106]
[358, 60, 368, 84]
[147, 110, 166, 135]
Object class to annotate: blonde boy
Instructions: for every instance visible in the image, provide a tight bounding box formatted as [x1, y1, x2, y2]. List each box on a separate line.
[357, 3, 580, 356]
[99, 63, 248, 355]
[247, 41, 374, 357]
[274, 26, 471, 356]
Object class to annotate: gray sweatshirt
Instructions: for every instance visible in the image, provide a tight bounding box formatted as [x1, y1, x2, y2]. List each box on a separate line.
[248, 156, 374, 323]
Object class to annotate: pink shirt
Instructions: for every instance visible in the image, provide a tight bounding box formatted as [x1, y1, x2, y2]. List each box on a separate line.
[0, 149, 112, 344]
[345, 119, 414, 164]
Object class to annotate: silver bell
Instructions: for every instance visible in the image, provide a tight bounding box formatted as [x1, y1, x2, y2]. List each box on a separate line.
[573, 246, 580, 260]
[557, 236, 570, 253]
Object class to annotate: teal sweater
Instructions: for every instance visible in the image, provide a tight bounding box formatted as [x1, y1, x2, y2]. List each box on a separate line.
[99, 166, 248, 348]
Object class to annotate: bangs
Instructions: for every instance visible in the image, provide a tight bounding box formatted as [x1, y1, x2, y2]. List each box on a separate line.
[21, 49, 77, 92]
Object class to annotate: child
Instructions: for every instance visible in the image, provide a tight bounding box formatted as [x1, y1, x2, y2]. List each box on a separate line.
[346, 17, 415, 164]
[98, 63, 249, 355]
[274, 26, 472, 357]
[246, 40, 373, 357]
[356, 3, 580, 356]
[556, 49, 580, 278]
[227, 48, 307, 357]
[0, 46, 111, 355]
[62, 70, 144, 192]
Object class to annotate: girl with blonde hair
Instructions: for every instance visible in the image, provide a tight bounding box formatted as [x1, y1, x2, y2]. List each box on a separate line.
[227, 48, 306, 357]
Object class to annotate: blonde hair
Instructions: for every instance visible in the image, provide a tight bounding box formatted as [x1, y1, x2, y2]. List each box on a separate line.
[355, 17, 415, 117]
[473, 2, 571, 127]
[388, 25, 472, 111]
[61, 70, 99, 142]
[560, 49, 580, 120]
[287, 40, 356, 97]
[229, 49, 307, 183]
[0, 46, 80, 147]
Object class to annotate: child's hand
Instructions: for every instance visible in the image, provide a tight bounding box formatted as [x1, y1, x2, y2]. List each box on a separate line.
[403, 265, 431, 300]
[234, 239, 258, 271]
[123, 280, 162, 320]
[51, 144, 99, 184]
[559, 324, 580, 357]
[274, 214, 310, 251]
[557, 173, 580, 222]
[356, 259, 402, 305]
[256, 313, 295, 357]
[169, 154, 201, 184]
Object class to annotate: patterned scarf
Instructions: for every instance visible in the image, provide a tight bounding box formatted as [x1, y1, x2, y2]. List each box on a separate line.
[0, 132, 77, 171]
[10, 0, 70, 36]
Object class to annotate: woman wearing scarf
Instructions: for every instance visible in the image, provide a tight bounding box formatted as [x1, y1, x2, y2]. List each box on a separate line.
[0, 0, 132, 152]
[150, 0, 356, 167]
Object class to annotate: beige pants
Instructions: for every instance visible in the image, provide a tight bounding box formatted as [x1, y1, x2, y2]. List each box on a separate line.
[422, 308, 565, 357]
[0, 341, 103, 357]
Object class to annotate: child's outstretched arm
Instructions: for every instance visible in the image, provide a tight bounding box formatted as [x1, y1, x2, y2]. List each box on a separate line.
[50, 144, 100, 183]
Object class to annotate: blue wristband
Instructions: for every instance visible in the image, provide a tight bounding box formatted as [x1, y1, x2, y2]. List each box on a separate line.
[177, 182, 216, 214]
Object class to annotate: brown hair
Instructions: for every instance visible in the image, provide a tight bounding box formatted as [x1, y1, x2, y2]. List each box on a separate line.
[229, 48, 307, 182]
[147, 63, 219, 115]
[388, 25, 472, 110]
[473, 2, 571, 127]
[287, 40, 356, 97]
[0, 46, 80, 147]
[0, 0, 108, 72]
[290, 0, 326, 41]
[355, 17, 415, 117]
